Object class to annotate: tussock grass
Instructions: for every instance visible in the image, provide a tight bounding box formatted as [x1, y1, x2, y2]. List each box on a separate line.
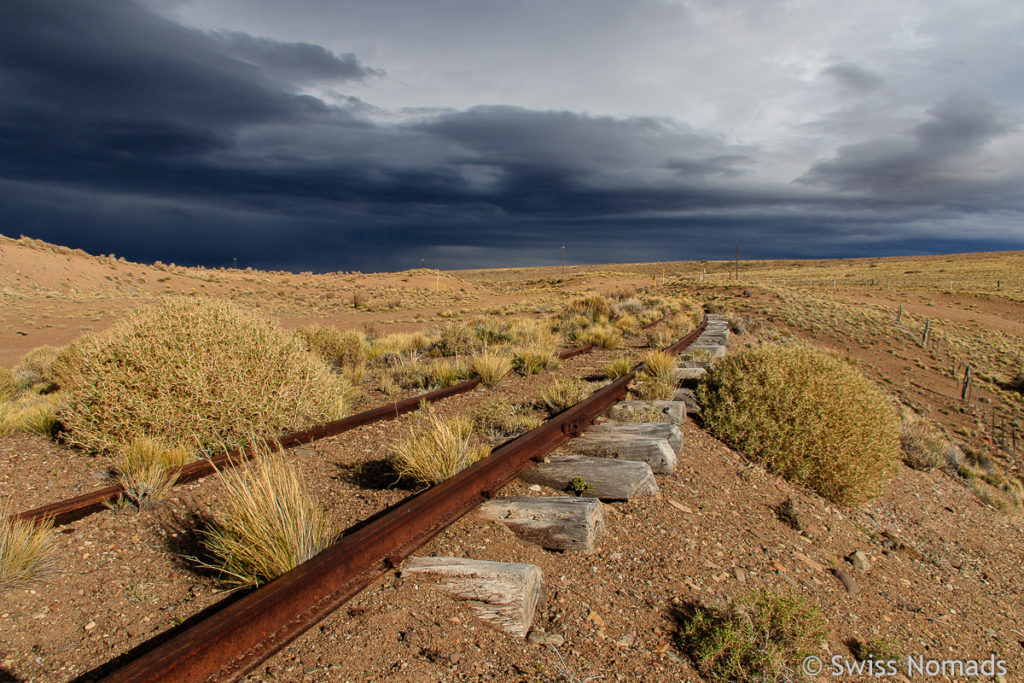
[697, 344, 900, 504]
[900, 418, 946, 471]
[511, 344, 560, 375]
[645, 328, 672, 348]
[0, 394, 61, 436]
[295, 326, 366, 369]
[632, 373, 676, 401]
[677, 590, 826, 683]
[53, 298, 353, 454]
[603, 356, 634, 379]
[539, 378, 591, 413]
[427, 322, 478, 357]
[577, 323, 622, 349]
[508, 318, 561, 348]
[367, 331, 432, 360]
[470, 351, 513, 387]
[115, 437, 192, 509]
[473, 398, 544, 441]
[199, 454, 331, 587]
[1, 505, 57, 592]
[426, 358, 465, 389]
[390, 411, 491, 485]
[640, 349, 676, 378]
[614, 314, 639, 333]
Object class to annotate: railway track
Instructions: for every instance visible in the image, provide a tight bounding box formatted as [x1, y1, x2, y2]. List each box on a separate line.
[17, 317, 668, 527]
[93, 315, 709, 683]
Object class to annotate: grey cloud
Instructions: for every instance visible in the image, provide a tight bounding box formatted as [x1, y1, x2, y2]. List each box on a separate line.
[217, 32, 382, 84]
[821, 63, 884, 91]
[797, 92, 1017, 194]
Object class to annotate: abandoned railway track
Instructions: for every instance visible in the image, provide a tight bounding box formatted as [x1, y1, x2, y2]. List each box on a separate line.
[92, 315, 712, 683]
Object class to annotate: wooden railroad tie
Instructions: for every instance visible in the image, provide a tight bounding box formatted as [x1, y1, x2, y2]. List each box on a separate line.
[521, 455, 659, 500]
[477, 496, 605, 552]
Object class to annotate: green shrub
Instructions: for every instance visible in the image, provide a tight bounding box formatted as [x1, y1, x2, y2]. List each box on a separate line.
[697, 344, 899, 504]
[54, 297, 353, 453]
[677, 591, 826, 683]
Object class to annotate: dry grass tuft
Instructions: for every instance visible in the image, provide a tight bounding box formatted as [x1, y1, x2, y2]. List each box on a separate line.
[677, 590, 826, 683]
[577, 323, 622, 349]
[632, 373, 676, 401]
[12, 345, 61, 390]
[539, 378, 591, 413]
[640, 349, 677, 378]
[698, 344, 900, 504]
[511, 344, 560, 376]
[473, 398, 544, 441]
[390, 411, 491, 485]
[470, 352, 513, 387]
[603, 356, 635, 379]
[0, 394, 61, 436]
[53, 297, 353, 453]
[199, 454, 331, 587]
[0, 367, 19, 400]
[1, 505, 57, 592]
[114, 437, 192, 509]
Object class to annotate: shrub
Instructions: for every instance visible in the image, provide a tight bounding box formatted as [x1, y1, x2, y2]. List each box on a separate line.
[539, 378, 591, 414]
[697, 344, 899, 504]
[426, 358, 465, 389]
[603, 356, 634, 379]
[631, 373, 676, 401]
[640, 349, 676, 378]
[199, 454, 331, 587]
[294, 326, 366, 369]
[900, 420, 946, 471]
[645, 328, 671, 348]
[12, 345, 61, 389]
[54, 298, 353, 454]
[427, 322, 477, 357]
[677, 590, 826, 683]
[114, 437, 192, 509]
[566, 295, 612, 321]
[614, 314, 639, 333]
[0, 367, 21, 400]
[390, 412, 491, 485]
[1, 505, 57, 592]
[470, 352, 513, 387]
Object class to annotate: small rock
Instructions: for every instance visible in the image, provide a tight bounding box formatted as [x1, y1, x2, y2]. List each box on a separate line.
[292, 446, 315, 458]
[84, 620, 96, 631]
[832, 567, 859, 596]
[732, 568, 747, 583]
[528, 484, 542, 492]
[527, 630, 564, 646]
[847, 550, 871, 573]
[614, 631, 636, 648]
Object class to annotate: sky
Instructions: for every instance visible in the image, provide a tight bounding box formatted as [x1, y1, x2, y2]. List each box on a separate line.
[1, 0, 1023, 272]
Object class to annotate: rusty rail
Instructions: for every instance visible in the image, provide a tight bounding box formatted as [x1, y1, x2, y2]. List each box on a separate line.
[99, 317, 706, 683]
[15, 344, 595, 527]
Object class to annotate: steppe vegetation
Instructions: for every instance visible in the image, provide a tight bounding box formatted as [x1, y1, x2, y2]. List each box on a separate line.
[0, 505, 57, 592]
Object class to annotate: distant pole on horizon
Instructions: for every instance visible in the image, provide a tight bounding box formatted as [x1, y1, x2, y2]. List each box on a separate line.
[421, 258, 425, 269]
[233, 257, 237, 269]
[735, 244, 739, 281]
[561, 245, 565, 271]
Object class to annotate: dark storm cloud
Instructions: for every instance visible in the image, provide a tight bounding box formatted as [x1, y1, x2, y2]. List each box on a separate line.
[798, 93, 1017, 195]
[1, 0, 1022, 271]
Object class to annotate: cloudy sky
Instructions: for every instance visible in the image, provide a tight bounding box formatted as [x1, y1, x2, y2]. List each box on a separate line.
[1, 0, 1022, 271]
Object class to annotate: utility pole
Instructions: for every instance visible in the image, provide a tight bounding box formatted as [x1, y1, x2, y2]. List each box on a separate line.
[420, 258, 425, 269]
[233, 257, 237, 269]
[735, 244, 739, 281]
[561, 245, 565, 270]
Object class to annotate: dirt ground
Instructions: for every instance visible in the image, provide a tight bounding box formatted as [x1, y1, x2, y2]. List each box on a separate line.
[2, 236, 1024, 682]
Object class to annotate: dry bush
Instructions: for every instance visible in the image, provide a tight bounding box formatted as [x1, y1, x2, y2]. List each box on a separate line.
[426, 358, 465, 389]
[603, 356, 635, 379]
[677, 590, 826, 683]
[645, 328, 672, 348]
[697, 345, 900, 504]
[900, 419, 946, 471]
[114, 437, 192, 509]
[470, 352, 513, 387]
[640, 349, 676, 378]
[1, 505, 57, 592]
[0, 367, 18, 400]
[508, 318, 561, 348]
[12, 345, 61, 389]
[54, 298, 353, 454]
[427, 322, 478, 357]
[539, 378, 591, 413]
[199, 454, 331, 587]
[294, 326, 366, 369]
[368, 332, 433, 360]
[614, 314, 639, 333]
[565, 295, 612, 321]
[390, 411, 491, 485]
